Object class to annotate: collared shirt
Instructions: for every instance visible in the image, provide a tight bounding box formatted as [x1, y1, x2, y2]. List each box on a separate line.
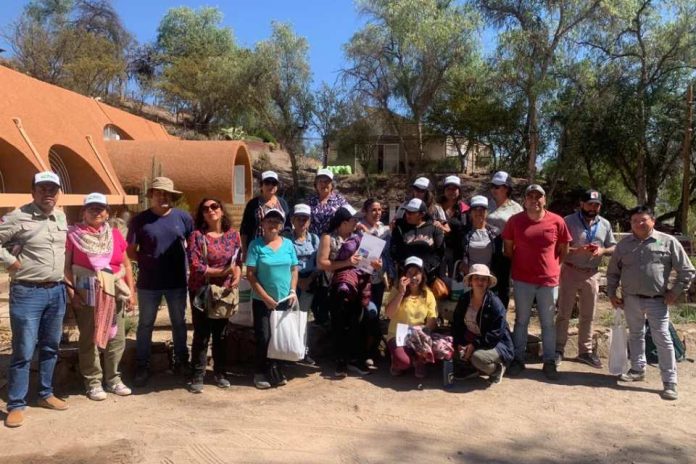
[488, 199, 523, 233]
[0, 202, 67, 282]
[563, 213, 616, 269]
[606, 230, 695, 298]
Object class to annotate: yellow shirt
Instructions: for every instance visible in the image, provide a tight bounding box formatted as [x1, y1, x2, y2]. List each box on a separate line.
[387, 287, 438, 339]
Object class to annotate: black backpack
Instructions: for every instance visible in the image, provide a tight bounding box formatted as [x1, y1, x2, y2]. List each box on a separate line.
[645, 321, 687, 364]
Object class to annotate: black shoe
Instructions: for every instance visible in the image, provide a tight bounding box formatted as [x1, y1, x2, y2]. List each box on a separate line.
[576, 352, 603, 369]
[542, 361, 559, 380]
[297, 355, 317, 367]
[334, 361, 348, 378]
[189, 376, 204, 394]
[507, 360, 526, 377]
[134, 367, 149, 388]
[347, 361, 371, 376]
[172, 360, 191, 377]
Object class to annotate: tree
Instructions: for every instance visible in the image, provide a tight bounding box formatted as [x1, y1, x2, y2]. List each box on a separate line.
[250, 22, 314, 192]
[311, 82, 353, 167]
[478, 0, 602, 181]
[344, 0, 478, 174]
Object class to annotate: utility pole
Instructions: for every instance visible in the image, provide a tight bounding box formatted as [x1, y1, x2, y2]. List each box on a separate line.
[678, 83, 693, 234]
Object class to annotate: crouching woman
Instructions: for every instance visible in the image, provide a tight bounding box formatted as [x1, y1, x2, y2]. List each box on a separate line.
[384, 256, 438, 379]
[452, 264, 513, 384]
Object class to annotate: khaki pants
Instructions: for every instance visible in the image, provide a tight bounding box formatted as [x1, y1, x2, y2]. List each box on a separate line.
[555, 264, 599, 355]
[74, 302, 126, 390]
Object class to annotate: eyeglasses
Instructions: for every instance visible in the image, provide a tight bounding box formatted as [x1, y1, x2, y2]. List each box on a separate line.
[202, 203, 221, 212]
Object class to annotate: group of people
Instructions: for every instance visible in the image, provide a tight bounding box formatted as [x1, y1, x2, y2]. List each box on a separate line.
[1, 167, 693, 429]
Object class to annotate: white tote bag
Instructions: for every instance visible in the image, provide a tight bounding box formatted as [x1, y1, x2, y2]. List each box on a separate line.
[267, 300, 307, 362]
[608, 308, 629, 375]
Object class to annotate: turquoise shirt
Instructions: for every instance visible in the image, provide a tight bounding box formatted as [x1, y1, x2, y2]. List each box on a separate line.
[246, 237, 299, 301]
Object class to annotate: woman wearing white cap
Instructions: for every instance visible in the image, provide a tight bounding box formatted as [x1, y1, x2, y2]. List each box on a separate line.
[487, 171, 522, 233]
[451, 264, 513, 384]
[64, 193, 136, 401]
[384, 256, 438, 379]
[459, 195, 508, 307]
[438, 175, 470, 278]
[307, 168, 348, 325]
[240, 170, 291, 261]
[394, 177, 448, 229]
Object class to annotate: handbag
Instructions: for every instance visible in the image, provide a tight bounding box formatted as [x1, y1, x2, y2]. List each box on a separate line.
[267, 298, 307, 362]
[430, 277, 450, 300]
[194, 233, 239, 320]
[228, 278, 253, 326]
[608, 308, 629, 375]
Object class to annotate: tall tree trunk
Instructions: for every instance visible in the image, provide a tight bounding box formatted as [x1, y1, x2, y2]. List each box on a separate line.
[287, 146, 300, 199]
[322, 136, 330, 167]
[416, 114, 424, 162]
[526, 93, 539, 182]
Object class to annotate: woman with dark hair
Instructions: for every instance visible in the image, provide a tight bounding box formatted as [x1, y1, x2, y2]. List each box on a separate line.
[394, 177, 448, 231]
[438, 175, 470, 278]
[384, 256, 438, 379]
[65, 193, 136, 401]
[187, 198, 242, 393]
[318, 205, 377, 377]
[307, 168, 348, 325]
[239, 171, 291, 261]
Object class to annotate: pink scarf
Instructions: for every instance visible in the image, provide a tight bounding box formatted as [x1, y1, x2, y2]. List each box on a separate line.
[67, 223, 114, 271]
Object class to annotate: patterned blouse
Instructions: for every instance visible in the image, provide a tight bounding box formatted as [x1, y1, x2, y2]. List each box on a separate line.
[307, 191, 348, 236]
[187, 229, 242, 292]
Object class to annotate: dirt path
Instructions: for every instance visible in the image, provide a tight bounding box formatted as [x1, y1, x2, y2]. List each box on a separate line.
[1, 351, 694, 464]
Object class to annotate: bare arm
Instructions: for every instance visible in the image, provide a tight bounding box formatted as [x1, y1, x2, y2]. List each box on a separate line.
[122, 251, 137, 310]
[246, 266, 276, 309]
[126, 243, 138, 261]
[317, 234, 357, 271]
[503, 239, 514, 259]
[557, 242, 569, 263]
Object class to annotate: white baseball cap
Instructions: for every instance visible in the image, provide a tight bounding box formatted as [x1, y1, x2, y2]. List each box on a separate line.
[412, 177, 430, 190]
[34, 171, 61, 187]
[340, 204, 358, 217]
[261, 171, 279, 183]
[470, 195, 488, 209]
[263, 208, 285, 220]
[293, 203, 311, 216]
[404, 256, 424, 269]
[404, 198, 426, 213]
[84, 192, 108, 206]
[443, 175, 461, 187]
[525, 184, 546, 196]
[490, 171, 511, 186]
[316, 168, 334, 180]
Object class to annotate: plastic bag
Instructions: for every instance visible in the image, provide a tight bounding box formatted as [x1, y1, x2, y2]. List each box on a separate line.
[608, 308, 629, 375]
[267, 300, 307, 362]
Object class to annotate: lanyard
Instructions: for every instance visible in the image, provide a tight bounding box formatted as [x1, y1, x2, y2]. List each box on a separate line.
[578, 212, 599, 244]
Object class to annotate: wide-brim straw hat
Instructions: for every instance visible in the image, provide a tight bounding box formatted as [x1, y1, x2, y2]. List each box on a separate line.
[463, 263, 497, 288]
[148, 177, 182, 198]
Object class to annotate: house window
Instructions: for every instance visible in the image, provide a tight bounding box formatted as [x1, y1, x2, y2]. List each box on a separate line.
[103, 124, 131, 141]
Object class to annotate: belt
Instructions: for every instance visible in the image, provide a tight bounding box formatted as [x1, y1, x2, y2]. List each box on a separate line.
[634, 294, 663, 299]
[564, 262, 598, 272]
[12, 280, 64, 289]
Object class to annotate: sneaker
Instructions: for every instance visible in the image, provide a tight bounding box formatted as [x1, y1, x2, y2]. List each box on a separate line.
[554, 351, 563, 367]
[253, 374, 272, 390]
[619, 369, 645, 382]
[134, 367, 149, 388]
[489, 364, 505, 385]
[189, 377, 204, 394]
[542, 361, 559, 380]
[347, 361, 371, 376]
[5, 409, 24, 428]
[214, 374, 231, 389]
[661, 382, 678, 401]
[105, 382, 132, 396]
[577, 352, 603, 369]
[37, 395, 69, 410]
[365, 358, 379, 371]
[297, 355, 318, 367]
[507, 360, 526, 377]
[86, 386, 107, 401]
[334, 361, 348, 378]
[276, 375, 288, 387]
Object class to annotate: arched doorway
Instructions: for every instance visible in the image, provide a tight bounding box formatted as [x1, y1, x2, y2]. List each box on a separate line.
[0, 137, 39, 193]
[48, 145, 110, 194]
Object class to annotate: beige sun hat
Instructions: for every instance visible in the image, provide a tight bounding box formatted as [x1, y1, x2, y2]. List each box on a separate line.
[148, 177, 182, 198]
[463, 263, 497, 288]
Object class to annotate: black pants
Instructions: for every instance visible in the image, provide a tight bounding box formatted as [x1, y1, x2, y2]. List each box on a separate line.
[493, 257, 511, 309]
[252, 299, 272, 374]
[190, 301, 228, 378]
[311, 284, 331, 324]
[330, 292, 364, 364]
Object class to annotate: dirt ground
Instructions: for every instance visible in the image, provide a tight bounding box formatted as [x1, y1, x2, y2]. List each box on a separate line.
[1, 300, 695, 464]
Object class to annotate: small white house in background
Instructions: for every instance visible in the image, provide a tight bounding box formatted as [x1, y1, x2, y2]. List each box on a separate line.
[329, 108, 492, 174]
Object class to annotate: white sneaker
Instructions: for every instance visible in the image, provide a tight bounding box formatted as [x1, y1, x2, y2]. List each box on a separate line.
[86, 386, 107, 401]
[106, 382, 132, 396]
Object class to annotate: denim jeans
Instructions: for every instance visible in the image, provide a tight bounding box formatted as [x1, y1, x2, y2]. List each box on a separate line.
[7, 283, 67, 411]
[623, 295, 677, 384]
[512, 280, 558, 363]
[136, 287, 189, 369]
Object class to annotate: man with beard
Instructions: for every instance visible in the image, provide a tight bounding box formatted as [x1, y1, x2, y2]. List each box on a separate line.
[555, 190, 616, 368]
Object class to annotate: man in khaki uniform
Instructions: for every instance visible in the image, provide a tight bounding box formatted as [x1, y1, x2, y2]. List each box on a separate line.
[0, 172, 69, 428]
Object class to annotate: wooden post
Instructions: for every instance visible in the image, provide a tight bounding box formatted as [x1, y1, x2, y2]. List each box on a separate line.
[679, 84, 693, 234]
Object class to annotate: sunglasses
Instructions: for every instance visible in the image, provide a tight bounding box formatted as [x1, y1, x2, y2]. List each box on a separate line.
[202, 203, 221, 212]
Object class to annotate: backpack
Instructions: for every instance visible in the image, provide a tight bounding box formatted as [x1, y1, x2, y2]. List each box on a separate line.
[645, 321, 687, 364]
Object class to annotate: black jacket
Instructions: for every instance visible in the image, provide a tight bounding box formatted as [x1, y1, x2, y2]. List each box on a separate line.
[239, 195, 291, 241]
[390, 219, 444, 283]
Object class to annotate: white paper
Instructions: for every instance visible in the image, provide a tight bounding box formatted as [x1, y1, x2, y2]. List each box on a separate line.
[356, 233, 386, 274]
[395, 323, 409, 347]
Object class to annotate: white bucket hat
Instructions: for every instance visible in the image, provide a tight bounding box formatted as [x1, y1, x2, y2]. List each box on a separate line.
[463, 263, 497, 287]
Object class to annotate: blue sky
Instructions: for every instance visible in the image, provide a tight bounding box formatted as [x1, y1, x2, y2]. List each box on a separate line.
[1, 0, 366, 87]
